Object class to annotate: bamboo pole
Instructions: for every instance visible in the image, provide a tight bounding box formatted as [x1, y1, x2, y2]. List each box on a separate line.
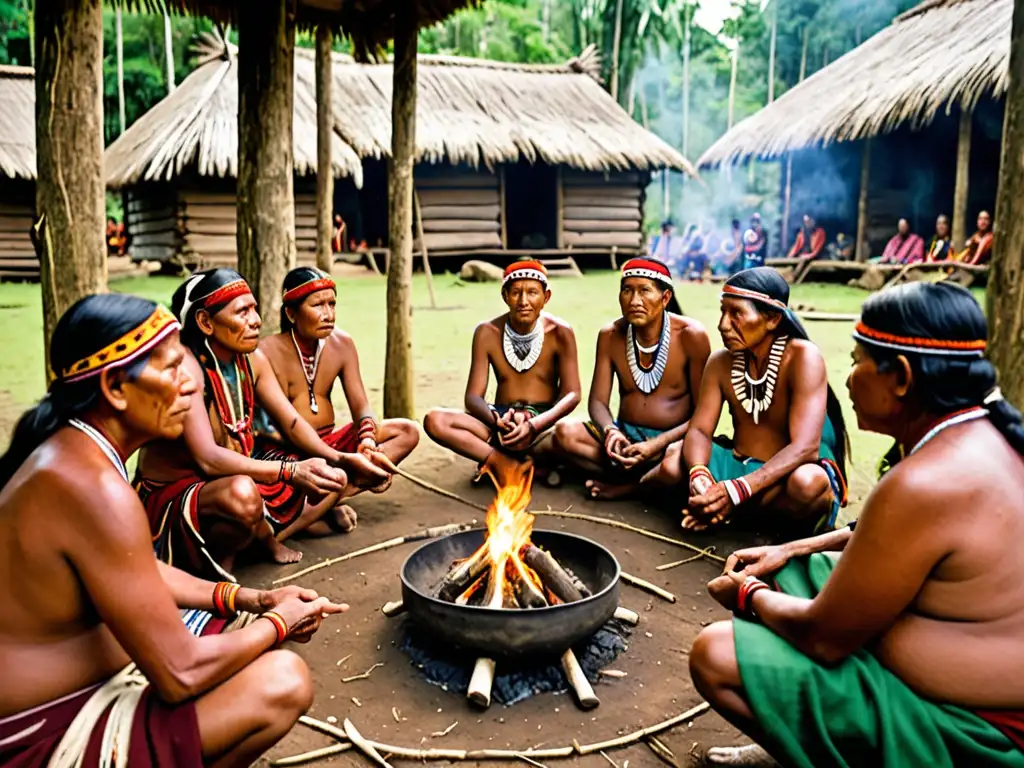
[609, 0, 625, 101]
[115, 3, 125, 134]
[855, 138, 872, 262]
[315, 24, 334, 275]
[413, 191, 437, 309]
[163, 12, 175, 92]
[953, 107, 973, 249]
[782, 26, 809, 258]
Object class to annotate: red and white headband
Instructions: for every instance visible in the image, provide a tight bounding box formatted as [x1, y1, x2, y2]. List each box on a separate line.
[720, 284, 788, 311]
[283, 272, 336, 304]
[503, 261, 548, 287]
[621, 258, 673, 289]
[852, 322, 987, 357]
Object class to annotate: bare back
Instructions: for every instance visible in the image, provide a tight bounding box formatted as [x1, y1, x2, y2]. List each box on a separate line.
[0, 430, 135, 715]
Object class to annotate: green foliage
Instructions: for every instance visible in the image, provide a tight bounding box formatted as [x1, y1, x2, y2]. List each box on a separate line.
[419, 0, 571, 63]
[0, 0, 30, 65]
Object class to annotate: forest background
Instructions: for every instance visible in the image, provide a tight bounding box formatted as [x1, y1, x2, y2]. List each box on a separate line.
[0, 0, 919, 239]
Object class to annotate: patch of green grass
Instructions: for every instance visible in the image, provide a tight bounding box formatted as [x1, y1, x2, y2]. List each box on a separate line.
[0, 272, 927, 503]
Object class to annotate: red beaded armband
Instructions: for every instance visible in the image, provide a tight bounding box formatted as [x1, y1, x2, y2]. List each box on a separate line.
[212, 581, 240, 617]
[737, 576, 770, 618]
[261, 611, 288, 645]
[358, 417, 377, 443]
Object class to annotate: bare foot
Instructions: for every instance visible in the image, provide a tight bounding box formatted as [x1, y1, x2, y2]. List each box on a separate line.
[585, 479, 635, 500]
[266, 537, 303, 564]
[369, 475, 393, 494]
[299, 505, 358, 537]
[705, 744, 778, 766]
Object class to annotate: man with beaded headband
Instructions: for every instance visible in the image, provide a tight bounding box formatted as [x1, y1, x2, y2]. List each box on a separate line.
[136, 269, 388, 576]
[424, 260, 582, 479]
[682, 267, 848, 536]
[256, 266, 420, 534]
[0, 294, 347, 767]
[554, 257, 711, 500]
[690, 282, 1024, 768]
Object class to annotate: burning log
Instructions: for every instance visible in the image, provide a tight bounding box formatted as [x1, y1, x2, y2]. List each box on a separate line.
[437, 545, 492, 602]
[454, 573, 488, 606]
[521, 545, 584, 604]
[510, 557, 548, 609]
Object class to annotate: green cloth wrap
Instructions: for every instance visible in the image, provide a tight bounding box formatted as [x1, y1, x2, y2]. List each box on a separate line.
[734, 554, 1024, 768]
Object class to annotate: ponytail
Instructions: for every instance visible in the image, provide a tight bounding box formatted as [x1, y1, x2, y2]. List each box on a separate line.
[985, 390, 1024, 456]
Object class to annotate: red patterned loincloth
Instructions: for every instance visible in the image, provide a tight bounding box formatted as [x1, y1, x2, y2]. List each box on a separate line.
[0, 672, 201, 767]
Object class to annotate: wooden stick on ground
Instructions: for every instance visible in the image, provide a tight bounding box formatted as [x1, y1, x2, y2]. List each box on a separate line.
[576, 703, 711, 755]
[272, 522, 474, 585]
[297, 715, 350, 742]
[342, 662, 383, 683]
[656, 548, 717, 572]
[531, 510, 726, 565]
[468, 657, 497, 708]
[344, 719, 394, 768]
[561, 649, 600, 710]
[620, 572, 676, 603]
[374, 457, 490, 513]
[645, 736, 681, 767]
[270, 743, 352, 766]
[612, 606, 640, 625]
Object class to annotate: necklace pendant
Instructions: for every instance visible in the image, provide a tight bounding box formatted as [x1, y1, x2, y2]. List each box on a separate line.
[310, 398, 319, 415]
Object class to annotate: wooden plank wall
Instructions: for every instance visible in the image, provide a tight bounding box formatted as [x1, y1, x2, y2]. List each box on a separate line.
[561, 171, 645, 252]
[0, 196, 37, 280]
[126, 186, 182, 264]
[414, 170, 502, 252]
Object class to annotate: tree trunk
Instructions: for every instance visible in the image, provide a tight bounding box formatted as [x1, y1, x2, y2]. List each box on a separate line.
[727, 39, 739, 130]
[609, 0, 624, 102]
[681, 3, 691, 159]
[384, 10, 417, 419]
[952, 107, 973, 248]
[237, 0, 296, 336]
[163, 12, 174, 92]
[34, 0, 106, 376]
[315, 24, 333, 274]
[855, 138, 872, 262]
[989, 0, 1024, 407]
[767, 1, 778, 104]
[115, 3, 125, 134]
[799, 24, 809, 82]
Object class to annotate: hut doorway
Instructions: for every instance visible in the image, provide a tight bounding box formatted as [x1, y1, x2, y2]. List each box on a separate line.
[504, 161, 558, 251]
[337, 160, 389, 252]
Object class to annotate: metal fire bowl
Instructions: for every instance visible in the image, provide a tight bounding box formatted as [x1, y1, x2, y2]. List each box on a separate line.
[400, 528, 621, 659]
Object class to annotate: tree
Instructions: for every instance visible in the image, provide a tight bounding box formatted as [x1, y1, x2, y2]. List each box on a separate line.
[989, 0, 1024, 407]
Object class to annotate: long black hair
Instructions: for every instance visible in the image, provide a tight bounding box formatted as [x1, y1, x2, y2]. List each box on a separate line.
[0, 294, 159, 488]
[725, 267, 849, 481]
[858, 282, 1024, 467]
[171, 268, 249, 358]
[280, 266, 333, 333]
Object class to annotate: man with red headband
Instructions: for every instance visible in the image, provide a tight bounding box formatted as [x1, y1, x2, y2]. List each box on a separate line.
[256, 267, 420, 535]
[554, 258, 711, 499]
[135, 269, 388, 578]
[682, 267, 848, 538]
[424, 260, 582, 478]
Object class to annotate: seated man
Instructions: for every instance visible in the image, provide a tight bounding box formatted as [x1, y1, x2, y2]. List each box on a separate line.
[136, 268, 388, 577]
[786, 214, 826, 260]
[555, 258, 711, 500]
[742, 213, 768, 269]
[957, 209, 994, 265]
[424, 261, 582, 478]
[926, 213, 954, 262]
[257, 267, 420, 535]
[0, 293, 344, 766]
[878, 218, 925, 264]
[683, 267, 848, 536]
[690, 281, 1024, 768]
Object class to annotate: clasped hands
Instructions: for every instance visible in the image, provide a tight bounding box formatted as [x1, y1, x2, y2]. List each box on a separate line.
[495, 409, 540, 452]
[604, 427, 659, 469]
[683, 473, 735, 531]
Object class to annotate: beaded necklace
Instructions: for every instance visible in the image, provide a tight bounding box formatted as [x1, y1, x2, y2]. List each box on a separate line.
[626, 314, 671, 394]
[731, 335, 788, 425]
[909, 407, 989, 456]
[291, 330, 323, 414]
[69, 418, 128, 483]
[503, 318, 545, 373]
[202, 341, 255, 456]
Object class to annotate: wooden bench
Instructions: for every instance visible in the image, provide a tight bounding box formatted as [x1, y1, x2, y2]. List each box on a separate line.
[883, 261, 990, 289]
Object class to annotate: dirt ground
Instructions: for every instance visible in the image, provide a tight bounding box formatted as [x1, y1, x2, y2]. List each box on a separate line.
[242, 438, 756, 768]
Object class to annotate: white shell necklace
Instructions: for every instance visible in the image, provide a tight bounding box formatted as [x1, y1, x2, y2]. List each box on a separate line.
[909, 407, 988, 455]
[69, 418, 128, 483]
[503, 317, 545, 373]
[291, 330, 323, 414]
[731, 335, 788, 425]
[626, 314, 671, 394]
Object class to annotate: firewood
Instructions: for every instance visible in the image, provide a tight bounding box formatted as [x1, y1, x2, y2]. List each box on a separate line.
[620, 572, 676, 603]
[561, 649, 600, 710]
[381, 600, 405, 618]
[270, 743, 351, 766]
[455, 572, 488, 606]
[512, 558, 548, 609]
[521, 546, 584, 604]
[562, 565, 593, 597]
[343, 718, 393, 768]
[437, 545, 492, 602]
[613, 607, 640, 626]
[467, 657, 496, 708]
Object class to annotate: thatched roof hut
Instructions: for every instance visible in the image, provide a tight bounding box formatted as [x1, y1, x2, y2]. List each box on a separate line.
[698, 0, 1010, 167]
[107, 39, 693, 266]
[0, 65, 37, 279]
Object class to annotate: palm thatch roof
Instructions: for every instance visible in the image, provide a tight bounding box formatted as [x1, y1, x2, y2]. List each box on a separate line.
[0, 65, 35, 181]
[106, 37, 694, 189]
[698, 0, 1010, 167]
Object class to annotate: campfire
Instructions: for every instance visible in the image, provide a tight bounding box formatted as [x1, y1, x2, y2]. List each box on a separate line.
[434, 461, 592, 609]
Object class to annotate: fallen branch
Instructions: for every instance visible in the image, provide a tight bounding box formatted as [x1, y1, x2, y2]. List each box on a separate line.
[431, 721, 459, 738]
[531, 510, 725, 565]
[297, 715, 350, 743]
[273, 522, 474, 585]
[620, 572, 676, 603]
[576, 703, 711, 755]
[655, 548, 717, 572]
[598, 751, 620, 768]
[270, 743, 352, 766]
[376, 458, 489, 513]
[342, 662, 384, 683]
[645, 736, 680, 767]
[344, 719, 393, 768]
[516, 755, 547, 768]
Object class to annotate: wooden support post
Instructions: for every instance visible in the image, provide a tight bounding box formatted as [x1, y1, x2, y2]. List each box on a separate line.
[855, 138, 872, 262]
[953, 107, 973, 249]
[384, 9, 417, 419]
[990, 0, 1024, 409]
[556, 166, 564, 250]
[413, 191, 436, 309]
[315, 24, 334, 275]
[499, 166, 508, 249]
[781, 155, 793, 259]
[237, 0, 296, 335]
[115, 3, 125, 134]
[34, 0, 106, 374]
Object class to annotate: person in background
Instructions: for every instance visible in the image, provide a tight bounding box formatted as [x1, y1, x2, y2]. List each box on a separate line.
[787, 214, 826, 261]
[879, 218, 925, 265]
[712, 219, 745, 278]
[682, 227, 709, 281]
[957, 210, 994, 265]
[926, 214, 954, 262]
[332, 215, 345, 254]
[743, 213, 769, 269]
[649, 219, 676, 263]
[825, 232, 855, 261]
